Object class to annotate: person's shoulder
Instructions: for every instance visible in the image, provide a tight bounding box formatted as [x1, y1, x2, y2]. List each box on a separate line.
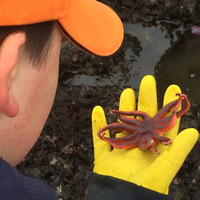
[0, 158, 59, 200]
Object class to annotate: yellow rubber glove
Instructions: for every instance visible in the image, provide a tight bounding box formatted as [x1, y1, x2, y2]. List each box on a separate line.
[92, 75, 198, 194]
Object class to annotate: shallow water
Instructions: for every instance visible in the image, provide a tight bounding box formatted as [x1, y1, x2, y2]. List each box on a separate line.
[126, 22, 200, 114]
[123, 22, 179, 90]
[64, 21, 200, 118]
[124, 22, 200, 112]
[65, 22, 176, 86]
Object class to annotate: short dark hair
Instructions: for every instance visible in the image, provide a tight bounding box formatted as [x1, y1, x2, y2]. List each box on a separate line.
[0, 21, 55, 66]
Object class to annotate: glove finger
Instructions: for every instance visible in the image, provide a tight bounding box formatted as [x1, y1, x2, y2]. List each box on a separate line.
[112, 88, 136, 139]
[163, 84, 182, 140]
[137, 75, 157, 116]
[119, 88, 136, 111]
[140, 128, 198, 194]
[156, 85, 182, 153]
[124, 75, 157, 159]
[92, 106, 111, 160]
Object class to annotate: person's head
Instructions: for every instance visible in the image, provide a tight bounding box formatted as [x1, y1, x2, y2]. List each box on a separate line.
[0, 0, 124, 166]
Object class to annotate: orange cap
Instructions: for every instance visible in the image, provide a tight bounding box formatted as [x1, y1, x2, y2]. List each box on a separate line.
[0, 0, 124, 56]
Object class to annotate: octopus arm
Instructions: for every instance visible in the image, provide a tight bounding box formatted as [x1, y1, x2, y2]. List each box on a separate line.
[111, 110, 151, 120]
[117, 114, 142, 126]
[103, 135, 140, 149]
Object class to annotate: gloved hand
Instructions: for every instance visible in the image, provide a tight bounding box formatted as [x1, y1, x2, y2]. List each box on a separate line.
[91, 75, 198, 194]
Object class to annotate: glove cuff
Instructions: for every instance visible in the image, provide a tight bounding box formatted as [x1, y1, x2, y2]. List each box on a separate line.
[86, 173, 172, 200]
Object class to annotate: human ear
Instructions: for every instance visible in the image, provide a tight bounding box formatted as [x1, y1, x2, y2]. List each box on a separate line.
[0, 32, 26, 117]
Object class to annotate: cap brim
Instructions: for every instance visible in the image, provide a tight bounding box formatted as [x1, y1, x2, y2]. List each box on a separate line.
[56, 0, 124, 56]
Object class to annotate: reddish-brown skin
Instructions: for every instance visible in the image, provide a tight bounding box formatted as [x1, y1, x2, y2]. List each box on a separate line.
[97, 93, 190, 154]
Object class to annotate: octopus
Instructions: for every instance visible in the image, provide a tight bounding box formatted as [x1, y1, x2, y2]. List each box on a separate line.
[97, 93, 190, 154]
